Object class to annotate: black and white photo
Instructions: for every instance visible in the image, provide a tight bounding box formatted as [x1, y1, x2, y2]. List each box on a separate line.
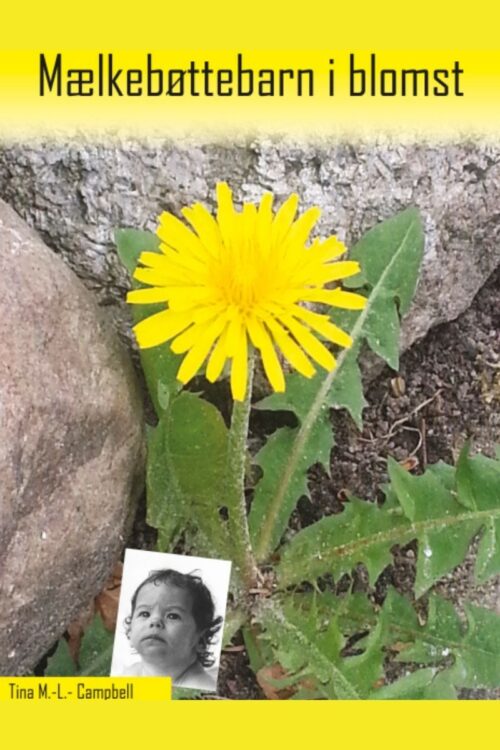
[110, 549, 231, 691]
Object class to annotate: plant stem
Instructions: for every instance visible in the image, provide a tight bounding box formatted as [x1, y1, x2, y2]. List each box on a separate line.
[226, 350, 259, 590]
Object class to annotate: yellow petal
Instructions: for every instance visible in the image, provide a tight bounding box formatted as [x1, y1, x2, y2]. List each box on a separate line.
[262, 314, 316, 379]
[286, 206, 321, 247]
[312, 236, 347, 262]
[133, 310, 192, 349]
[126, 287, 171, 304]
[206, 326, 229, 382]
[171, 314, 225, 354]
[272, 193, 298, 247]
[176, 317, 228, 385]
[182, 203, 222, 259]
[225, 312, 243, 357]
[192, 304, 227, 325]
[157, 242, 208, 277]
[291, 305, 353, 348]
[278, 313, 336, 371]
[313, 261, 361, 285]
[166, 287, 216, 312]
[136, 251, 170, 269]
[230, 329, 248, 401]
[300, 288, 367, 310]
[157, 211, 207, 262]
[246, 316, 285, 393]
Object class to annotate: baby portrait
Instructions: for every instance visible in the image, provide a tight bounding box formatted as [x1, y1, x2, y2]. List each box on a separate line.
[110, 549, 231, 691]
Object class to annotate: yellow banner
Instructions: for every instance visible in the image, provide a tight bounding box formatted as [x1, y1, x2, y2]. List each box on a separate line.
[1, 1, 499, 50]
[1, 0, 500, 138]
[0, 677, 171, 702]
[2, 699, 498, 749]
[1, 48, 499, 139]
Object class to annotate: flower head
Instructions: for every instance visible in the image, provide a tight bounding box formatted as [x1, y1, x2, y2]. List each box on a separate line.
[127, 184, 366, 401]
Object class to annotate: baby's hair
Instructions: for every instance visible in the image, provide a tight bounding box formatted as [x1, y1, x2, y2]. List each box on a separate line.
[124, 568, 223, 667]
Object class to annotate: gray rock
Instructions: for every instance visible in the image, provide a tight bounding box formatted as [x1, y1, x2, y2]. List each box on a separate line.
[0, 138, 499, 355]
[0, 200, 144, 675]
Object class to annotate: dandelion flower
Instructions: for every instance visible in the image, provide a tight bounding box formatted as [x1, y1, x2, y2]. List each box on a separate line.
[127, 183, 366, 401]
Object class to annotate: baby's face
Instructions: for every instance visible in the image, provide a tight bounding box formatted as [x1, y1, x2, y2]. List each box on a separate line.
[129, 581, 202, 665]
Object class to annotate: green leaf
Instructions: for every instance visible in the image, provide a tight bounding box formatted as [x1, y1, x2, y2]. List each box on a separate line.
[422, 670, 458, 699]
[277, 497, 407, 588]
[44, 639, 76, 676]
[115, 228, 159, 274]
[475, 517, 500, 583]
[378, 589, 500, 691]
[44, 616, 113, 677]
[258, 597, 384, 700]
[147, 391, 231, 558]
[450, 603, 500, 688]
[78, 616, 114, 676]
[278, 453, 500, 596]
[249, 414, 333, 557]
[249, 208, 424, 562]
[115, 228, 181, 417]
[222, 607, 247, 647]
[390, 454, 500, 595]
[242, 626, 274, 674]
[279, 587, 500, 698]
[456, 440, 478, 510]
[346, 206, 424, 317]
[370, 668, 438, 699]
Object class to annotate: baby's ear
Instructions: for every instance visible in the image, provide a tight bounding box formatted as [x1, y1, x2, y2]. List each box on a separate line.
[124, 617, 132, 639]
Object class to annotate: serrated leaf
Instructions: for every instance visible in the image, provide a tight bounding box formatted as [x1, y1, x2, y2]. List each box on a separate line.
[249, 415, 333, 555]
[278, 453, 500, 596]
[426, 460, 456, 491]
[249, 208, 424, 562]
[258, 597, 384, 699]
[278, 497, 407, 587]
[379, 589, 500, 691]
[78, 616, 114, 676]
[148, 391, 231, 558]
[44, 638, 76, 676]
[389, 455, 500, 596]
[115, 228, 181, 417]
[458, 450, 500, 512]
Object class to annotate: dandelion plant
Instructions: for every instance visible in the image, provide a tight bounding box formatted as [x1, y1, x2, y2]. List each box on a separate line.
[113, 184, 500, 699]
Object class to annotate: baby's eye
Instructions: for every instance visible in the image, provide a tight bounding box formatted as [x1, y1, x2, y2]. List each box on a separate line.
[166, 613, 181, 621]
[137, 611, 149, 618]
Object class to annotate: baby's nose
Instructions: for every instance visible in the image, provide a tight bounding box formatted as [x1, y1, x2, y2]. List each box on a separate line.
[149, 609, 165, 628]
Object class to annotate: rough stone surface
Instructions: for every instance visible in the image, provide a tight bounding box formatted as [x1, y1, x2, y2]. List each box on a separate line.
[0, 138, 498, 354]
[0, 199, 145, 675]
